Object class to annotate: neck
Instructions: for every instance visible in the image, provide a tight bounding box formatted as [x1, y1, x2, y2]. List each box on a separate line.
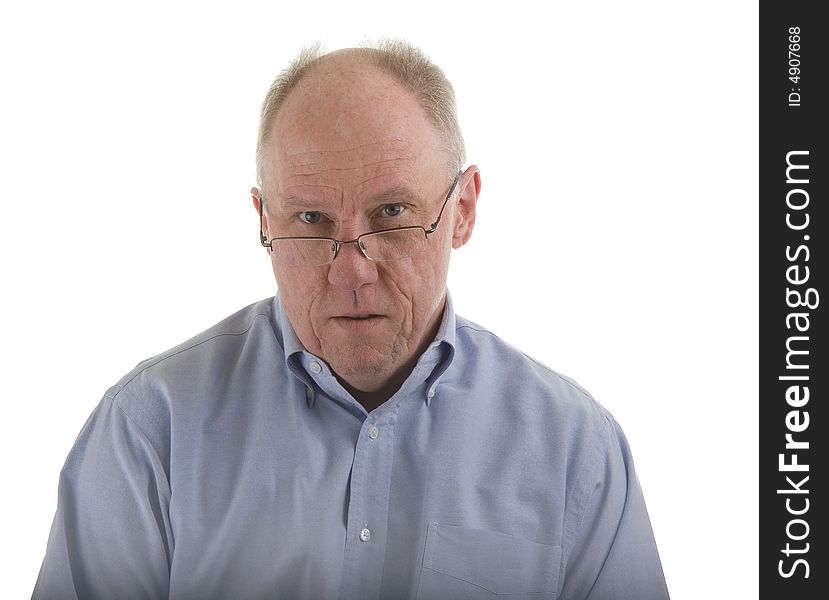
[336, 296, 446, 413]
[341, 381, 400, 413]
[334, 340, 425, 413]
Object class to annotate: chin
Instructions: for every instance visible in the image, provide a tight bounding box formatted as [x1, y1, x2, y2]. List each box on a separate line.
[325, 338, 405, 381]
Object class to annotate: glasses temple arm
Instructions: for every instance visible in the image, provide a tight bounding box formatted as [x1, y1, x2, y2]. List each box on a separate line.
[258, 194, 270, 247]
[428, 171, 462, 232]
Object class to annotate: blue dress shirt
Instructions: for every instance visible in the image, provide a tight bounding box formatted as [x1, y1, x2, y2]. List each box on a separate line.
[34, 293, 669, 599]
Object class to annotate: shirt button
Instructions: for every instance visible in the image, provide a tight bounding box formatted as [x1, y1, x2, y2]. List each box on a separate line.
[368, 425, 379, 439]
[427, 387, 436, 399]
[359, 527, 371, 542]
[309, 361, 322, 373]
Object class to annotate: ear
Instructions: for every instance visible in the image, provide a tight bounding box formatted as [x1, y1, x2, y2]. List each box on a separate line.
[251, 186, 263, 215]
[452, 165, 481, 249]
[252, 187, 271, 245]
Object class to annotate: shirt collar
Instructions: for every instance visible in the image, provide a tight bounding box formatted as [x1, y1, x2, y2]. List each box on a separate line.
[273, 291, 457, 407]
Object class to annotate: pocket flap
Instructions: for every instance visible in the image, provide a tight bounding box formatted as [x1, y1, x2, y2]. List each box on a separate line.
[422, 523, 561, 596]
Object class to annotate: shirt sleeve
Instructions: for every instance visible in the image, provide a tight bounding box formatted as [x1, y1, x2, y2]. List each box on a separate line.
[32, 392, 172, 599]
[559, 418, 670, 600]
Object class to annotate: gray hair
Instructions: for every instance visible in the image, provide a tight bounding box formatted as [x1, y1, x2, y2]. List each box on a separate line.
[255, 39, 466, 190]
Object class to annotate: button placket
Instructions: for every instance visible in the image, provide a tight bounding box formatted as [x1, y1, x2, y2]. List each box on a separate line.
[338, 410, 398, 599]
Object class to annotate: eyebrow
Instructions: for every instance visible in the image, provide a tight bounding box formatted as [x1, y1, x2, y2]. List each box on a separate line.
[277, 197, 328, 211]
[277, 186, 426, 211]
[369, 186, 425, 205]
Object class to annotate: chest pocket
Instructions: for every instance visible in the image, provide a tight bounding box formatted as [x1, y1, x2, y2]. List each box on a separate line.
[416, 523, 561, 599]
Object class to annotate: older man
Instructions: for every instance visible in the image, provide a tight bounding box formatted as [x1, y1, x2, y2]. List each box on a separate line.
[34, 42, 669, 599]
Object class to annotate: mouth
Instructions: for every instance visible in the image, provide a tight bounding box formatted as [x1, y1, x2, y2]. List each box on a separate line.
[331, 314, 386, 333]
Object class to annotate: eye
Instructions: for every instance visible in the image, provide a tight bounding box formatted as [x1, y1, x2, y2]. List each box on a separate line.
[298, 211, 322, 224]
[380, 204, 405, 218]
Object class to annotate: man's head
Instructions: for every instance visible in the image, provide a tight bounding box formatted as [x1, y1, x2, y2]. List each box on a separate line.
[252, 41, 481, 397]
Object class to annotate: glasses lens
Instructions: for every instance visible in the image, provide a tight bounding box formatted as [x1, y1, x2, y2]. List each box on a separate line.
[360, 228, 427, 262]
[271, 238, 336, 267]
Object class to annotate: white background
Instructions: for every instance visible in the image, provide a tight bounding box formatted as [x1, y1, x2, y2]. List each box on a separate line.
[1, 1, 758, 597]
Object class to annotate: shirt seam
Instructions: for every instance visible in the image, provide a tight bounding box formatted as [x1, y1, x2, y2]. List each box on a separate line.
[102, 391, 172, 496]
[108, 311, 272, 400]
[455, 324, 599, 407]
[561, 417, 614, 594]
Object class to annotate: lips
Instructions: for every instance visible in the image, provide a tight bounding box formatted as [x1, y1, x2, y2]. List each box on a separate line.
[331, 314, 386, 333]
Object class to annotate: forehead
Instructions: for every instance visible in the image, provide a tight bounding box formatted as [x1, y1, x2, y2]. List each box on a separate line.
[265, 60, 447, 194]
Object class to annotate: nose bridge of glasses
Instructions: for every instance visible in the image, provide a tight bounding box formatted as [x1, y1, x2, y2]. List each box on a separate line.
[333, 237, 371, 261]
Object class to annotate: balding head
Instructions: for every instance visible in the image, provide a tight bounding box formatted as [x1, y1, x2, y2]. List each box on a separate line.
[249, 42, 481, 403]
[256, 41, 466, 192]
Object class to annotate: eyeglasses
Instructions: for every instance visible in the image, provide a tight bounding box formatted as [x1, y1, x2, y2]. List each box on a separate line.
[259, 173, 461, 267]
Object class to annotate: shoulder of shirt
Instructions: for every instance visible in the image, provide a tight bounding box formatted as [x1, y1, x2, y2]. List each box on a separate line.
[105, 297, 276, 403]
[453, 313, 617, 431]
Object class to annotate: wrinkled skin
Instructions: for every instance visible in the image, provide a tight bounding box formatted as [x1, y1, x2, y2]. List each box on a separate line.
[252, 52, 480, 410]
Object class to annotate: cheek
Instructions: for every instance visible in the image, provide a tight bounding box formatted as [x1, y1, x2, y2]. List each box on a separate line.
[272, 261, 327, 326]
[418, 238, 451, 287]
[381, 246, 450, 316]
[273, 260, 324, 292]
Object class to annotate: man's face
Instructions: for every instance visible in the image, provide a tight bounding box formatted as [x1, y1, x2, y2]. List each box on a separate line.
[256, 57, 477, 393]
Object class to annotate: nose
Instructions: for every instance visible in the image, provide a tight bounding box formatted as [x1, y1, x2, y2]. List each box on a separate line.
[327, 239, 379, 290]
